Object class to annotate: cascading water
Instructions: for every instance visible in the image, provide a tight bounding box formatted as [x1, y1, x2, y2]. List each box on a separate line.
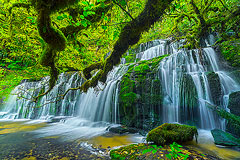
[1, 36, 240, 135]
[136, 38, 240, 130]
[0, 65, 128, 139]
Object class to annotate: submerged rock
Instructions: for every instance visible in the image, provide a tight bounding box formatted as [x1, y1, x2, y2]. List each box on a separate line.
[107, 125, 138, 134]
[211, 129, 240, 146]
[146, 123, 198, 145]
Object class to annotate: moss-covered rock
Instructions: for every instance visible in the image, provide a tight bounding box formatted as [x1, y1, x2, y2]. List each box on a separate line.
[146, 123, 198, 145]
[211, 129, 240, 146]
[119, 55, 168, 130]
[206, 72, 223, 106]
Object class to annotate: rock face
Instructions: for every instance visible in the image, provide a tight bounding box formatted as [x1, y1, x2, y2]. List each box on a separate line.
[118, 56, 167, 130]
[211, 129, 240, 146]
[228, 91, 240, 116]
[206, 72, 223, 106]
[146, 123, 198, 145]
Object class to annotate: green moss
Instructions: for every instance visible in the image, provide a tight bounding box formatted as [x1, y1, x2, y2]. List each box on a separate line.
[146, 123, 198, 145]
[220, 39, 240, 67]
[125, 55, 135, 63]
[134, 63, 150, 73]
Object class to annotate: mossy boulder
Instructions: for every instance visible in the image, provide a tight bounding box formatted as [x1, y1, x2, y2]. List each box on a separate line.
[146, 123, 198, 145]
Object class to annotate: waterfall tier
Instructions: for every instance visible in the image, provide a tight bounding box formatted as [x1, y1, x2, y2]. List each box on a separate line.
[1, 38, 240, 131]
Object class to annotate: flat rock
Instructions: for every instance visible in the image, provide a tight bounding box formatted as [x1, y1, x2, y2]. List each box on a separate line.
[211, 129, 240, 146]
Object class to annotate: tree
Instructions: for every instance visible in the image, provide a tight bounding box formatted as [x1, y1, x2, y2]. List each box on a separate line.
[8, 0, 173, 101]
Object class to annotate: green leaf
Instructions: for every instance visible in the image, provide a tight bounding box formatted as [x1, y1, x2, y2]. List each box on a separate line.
[80, 15, 85, 19]
[76, 22, 80, 26]
[83, 11, 88, 17]
[82, 1, 89, 5]
[142, 148, 153, 154]
[151, 145, 157, 149]
[87, 11, 95, 15]
[57, 16, 63, 20]
[120, 0, 127, 6]
[166, 154, 172, 160]
[101, 25, 107, 30]
[63, 14, 68, 18]
[152, 150, 157, 154]
[81, 20, 88, 27]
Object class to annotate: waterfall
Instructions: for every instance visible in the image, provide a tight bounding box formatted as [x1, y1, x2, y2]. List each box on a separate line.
[1, 37, 240, 132]
[0, 66, 127, 124]
[134, 38, 240, 130]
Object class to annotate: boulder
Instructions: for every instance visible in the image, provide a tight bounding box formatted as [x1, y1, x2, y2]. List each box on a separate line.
[228, 91, 240, 116]
[146, 123, 198, 145]
[211, 129, 240, 146]
[107, 126, 138, 134]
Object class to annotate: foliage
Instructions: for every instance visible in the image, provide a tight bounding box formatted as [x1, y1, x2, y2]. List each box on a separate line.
[0, 65, 48, 102]
[165, 142, 189, 160]
[146, 123, 198, 145]
[219, 38, 240, 67]
[110, 142, 206, 160]
[0, 0, 240, 99]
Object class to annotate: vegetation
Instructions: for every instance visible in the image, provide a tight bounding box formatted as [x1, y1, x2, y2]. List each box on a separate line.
[146, 123, 198, 145]
[110, 142, 210, 160]
[0, 0, 239, 101]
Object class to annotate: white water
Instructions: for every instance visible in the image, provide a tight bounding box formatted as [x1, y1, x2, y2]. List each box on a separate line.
[0, 65, 128, 138]
[1, 37, 240, 137]
[135, 38, 240, 129]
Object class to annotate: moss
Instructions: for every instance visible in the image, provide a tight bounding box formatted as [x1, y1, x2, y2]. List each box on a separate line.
[220, 39, 240, 67]
[134, 63, 150, 73]
[146, 123, 198, 145]
[125, 55, 135, 63]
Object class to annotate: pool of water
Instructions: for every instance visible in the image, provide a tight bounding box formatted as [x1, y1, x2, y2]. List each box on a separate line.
[0, 119, 239, 160]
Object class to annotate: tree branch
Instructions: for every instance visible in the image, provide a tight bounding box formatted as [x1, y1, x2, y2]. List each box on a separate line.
[112, 0, 134, 20]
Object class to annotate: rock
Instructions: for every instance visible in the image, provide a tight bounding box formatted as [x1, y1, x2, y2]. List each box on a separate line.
[146, 123, 198, 145]
[206, 72, 223, 106]
[211, 129, 240, 146]
[228, 91, 240, 116]
[226, 91, 240, 137]
[108, 126, 138, 134]
[229, 70, 240, 84]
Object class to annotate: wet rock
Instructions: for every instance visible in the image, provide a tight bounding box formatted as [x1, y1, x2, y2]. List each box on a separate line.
[206, 72, 223, 106]
[211, 129, 240, 146]
[228, 91, 240, 116]
[107, 126, 138, 134]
